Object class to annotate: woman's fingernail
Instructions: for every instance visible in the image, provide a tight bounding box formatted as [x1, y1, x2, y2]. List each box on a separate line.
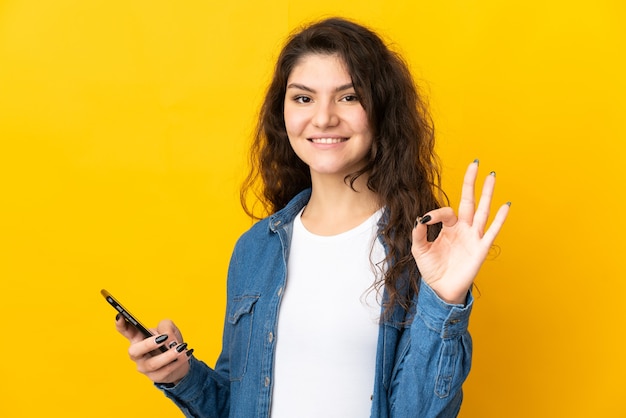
[490, 171, 496, 176]
[506, 201, 512, 207]
[414, 218, 419, 229]
[473, 158, 480, 165]
[176, 343, 188, 353]
[186, 348, 195, 357]
[155, 334, 168, 344]
[419, 215, 432, 224]
[115, 313, 121, 321]
[168, 341, 178, 349]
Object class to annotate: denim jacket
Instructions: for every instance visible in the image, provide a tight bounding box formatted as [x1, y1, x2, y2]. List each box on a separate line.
[159, 189, 473, 417]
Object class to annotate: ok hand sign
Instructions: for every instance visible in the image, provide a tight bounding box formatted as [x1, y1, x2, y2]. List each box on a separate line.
[411, 160, 510, 305]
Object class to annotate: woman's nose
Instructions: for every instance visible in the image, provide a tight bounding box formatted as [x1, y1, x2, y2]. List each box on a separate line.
[311, 102, 339, 128]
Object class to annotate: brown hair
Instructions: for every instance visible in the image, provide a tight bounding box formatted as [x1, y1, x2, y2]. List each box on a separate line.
[241, 17, 445, 314]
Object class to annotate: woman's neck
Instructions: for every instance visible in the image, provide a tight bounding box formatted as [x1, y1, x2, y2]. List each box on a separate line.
[301, 174, 380, 236]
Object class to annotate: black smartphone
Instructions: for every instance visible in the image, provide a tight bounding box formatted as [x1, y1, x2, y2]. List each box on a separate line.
[101, 289, 168, 353]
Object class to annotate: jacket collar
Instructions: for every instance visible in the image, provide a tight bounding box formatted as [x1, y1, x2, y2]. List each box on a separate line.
[268, 188, 312, 232]
[268, 188, 391, 237]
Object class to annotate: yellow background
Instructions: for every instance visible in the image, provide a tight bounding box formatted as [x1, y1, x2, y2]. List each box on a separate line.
[1, 0, 624, 417]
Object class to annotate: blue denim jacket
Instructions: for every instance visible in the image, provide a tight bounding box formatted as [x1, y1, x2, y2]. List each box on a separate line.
[159, 189, 473, 417]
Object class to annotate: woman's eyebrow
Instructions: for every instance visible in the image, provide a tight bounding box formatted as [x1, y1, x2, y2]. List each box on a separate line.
[286, 82, 355, 93]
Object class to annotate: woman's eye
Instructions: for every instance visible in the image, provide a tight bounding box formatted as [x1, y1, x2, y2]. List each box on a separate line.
[341, 94, 359, 102]
[294, 95, 311, 104]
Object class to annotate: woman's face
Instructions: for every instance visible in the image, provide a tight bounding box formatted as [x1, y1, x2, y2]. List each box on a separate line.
[283, 53, 373, 181]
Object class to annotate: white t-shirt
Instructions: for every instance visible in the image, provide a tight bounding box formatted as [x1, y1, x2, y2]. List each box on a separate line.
[270, 208, 385, 418]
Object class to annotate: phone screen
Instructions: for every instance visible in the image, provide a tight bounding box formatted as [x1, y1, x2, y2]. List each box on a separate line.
[101, 289, 168, 352]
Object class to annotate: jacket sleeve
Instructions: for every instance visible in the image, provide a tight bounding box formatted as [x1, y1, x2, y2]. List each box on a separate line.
[389, 279, 473, 418]
[155, 356, 230, 418]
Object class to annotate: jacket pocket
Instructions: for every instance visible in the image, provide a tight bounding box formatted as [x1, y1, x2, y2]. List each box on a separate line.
[227, 294, 260, 381]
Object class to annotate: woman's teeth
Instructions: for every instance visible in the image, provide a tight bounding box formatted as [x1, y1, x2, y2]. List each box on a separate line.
[310, 138, 346, 144]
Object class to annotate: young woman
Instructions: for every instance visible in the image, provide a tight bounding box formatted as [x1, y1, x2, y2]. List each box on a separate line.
[115, 17, 510, 417]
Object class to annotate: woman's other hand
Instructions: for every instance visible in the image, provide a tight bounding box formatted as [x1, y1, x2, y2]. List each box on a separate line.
[411, 160, 510, 304]
[116, 316, 193, 385]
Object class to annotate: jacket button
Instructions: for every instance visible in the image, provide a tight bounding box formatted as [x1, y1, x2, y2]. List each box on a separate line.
[268, 332, 274, 343]
[277, 287, 283, 297]
[265, 377, 271, 387]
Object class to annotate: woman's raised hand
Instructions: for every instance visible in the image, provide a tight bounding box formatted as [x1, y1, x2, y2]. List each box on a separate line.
[115, 316, 193, 385]
[411, 160, 510, 305]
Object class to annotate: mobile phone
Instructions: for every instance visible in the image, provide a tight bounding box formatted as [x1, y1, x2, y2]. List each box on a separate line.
[101, 289, 168, 353]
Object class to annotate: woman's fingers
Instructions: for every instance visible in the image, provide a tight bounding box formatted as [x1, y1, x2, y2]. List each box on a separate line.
[135, 343, 192, 383]
[412, 207, 457, 254]
[419, 207, 457, 228]
[481, 202, 510, 246]
[114, 314, 192, 384]
[472, 171, 497, 233]
[126, 330, 193, 383]
[157, 319, 183, 344]
[457, 160, 479, 224]
[133, 340, 178, 371]
[416, 165, 508, 243]
[128, 333, 171, 361]
[115, 314, 144, 343]
[411, 216, 429, 254]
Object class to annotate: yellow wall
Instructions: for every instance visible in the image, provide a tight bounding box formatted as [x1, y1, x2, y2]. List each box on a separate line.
[1, 1, 624, 416]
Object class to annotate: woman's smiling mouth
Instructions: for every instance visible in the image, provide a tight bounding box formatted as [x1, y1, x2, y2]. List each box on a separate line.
[309, 137, 348, 144]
